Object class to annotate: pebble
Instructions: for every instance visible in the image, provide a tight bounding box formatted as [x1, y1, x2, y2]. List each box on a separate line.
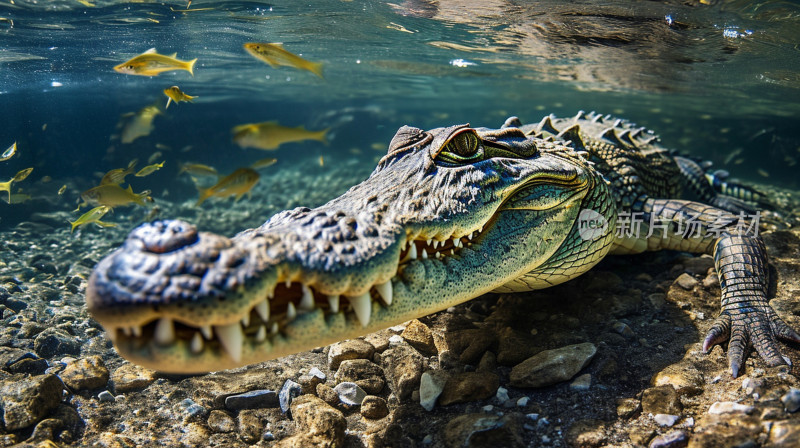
[781, 388, 800, 412]
[97, 390, 115, 403]
[617, 397, 641, 418]
[443, 413, 525, 448]
[60, 355, 109, 390]
[422, 434, 433, 444]
[496, 386, 510, 404]
[509, 342, 597, 388]
[612, 321, 635, 338]
[708, 401, 755, 415]
[419, 370, 448, 411]
[207, 409, 236, 433]
[674, 273, 698, 290]
[381, 343, 425, 400]
[327, 339, 375, 370]
[517, 397, 529, 407]
[649, 429, 689, 448]
[642, 386, 682, 415]
[360, 395, 389, 419]
[224, 389, 278, 410]
[316, 382, 339, 406]
[237, 410, 264, 444]
[33, 327, 81, 358]
[110, 363, 156, 393]
[298, 367, 326, 395]
[569, 373, 592, 391]
[334, 381, 367, 405]
[400, 319, 437, 355]
[279, 379, 302, 413]
[285, 395, 346, 447]
[334, 358, 385, 394]
[179, 398, 207, 419]
[654, 414, 680, 427]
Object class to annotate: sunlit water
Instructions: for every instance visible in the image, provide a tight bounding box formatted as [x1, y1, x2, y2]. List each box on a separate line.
[1, 0, 798, 231]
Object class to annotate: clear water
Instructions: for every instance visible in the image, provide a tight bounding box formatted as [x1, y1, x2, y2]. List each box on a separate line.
[1, 0, 799, 230]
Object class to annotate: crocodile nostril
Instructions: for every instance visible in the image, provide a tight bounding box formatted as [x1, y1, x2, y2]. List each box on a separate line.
[129, 220, 199, 254]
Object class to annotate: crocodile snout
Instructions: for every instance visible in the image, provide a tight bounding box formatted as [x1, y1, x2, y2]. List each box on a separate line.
[130, 220, 199, 254]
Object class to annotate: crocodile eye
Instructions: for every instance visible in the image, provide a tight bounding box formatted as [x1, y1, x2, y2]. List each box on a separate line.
[437, 130, 484, 164]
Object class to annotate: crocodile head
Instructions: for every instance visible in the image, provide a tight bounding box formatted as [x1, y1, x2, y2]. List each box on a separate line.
[87, 121, 611, 373]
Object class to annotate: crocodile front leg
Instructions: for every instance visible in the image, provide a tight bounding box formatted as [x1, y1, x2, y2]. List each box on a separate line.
[611, 198, 800, 377]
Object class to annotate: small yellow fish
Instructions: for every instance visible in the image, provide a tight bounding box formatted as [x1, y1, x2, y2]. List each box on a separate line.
[1, 141, 16, 161]
[250, 157, 277, 169]
[6, 193, 31, 204]
[114, 48, 197, 77]
[155, 143, 172, 151]
[135, 161, 165, 177]
[243, 43, 323, 78]
[58, 184, 67, 195]
[80, 184, 151, 210]
[319, 155, 324, 167]
[232, 121, 328, 150]
[0, 167, 33, 202]
[70, 206, 116, 233]
[148, 151, 162, 164]
[101, 159, 138, 185]
[178, 162, 218, 177]
[76, 0, 95, 7]
[196, 167, 259, 206]
[121, 105, 161, 144]
[163, 86, 197, 108]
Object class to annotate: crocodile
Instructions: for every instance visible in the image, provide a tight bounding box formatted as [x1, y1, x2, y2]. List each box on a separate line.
[86, 111, 799, 376]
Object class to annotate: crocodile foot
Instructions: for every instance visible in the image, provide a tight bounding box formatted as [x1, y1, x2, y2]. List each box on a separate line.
[703, 300, 800, 378]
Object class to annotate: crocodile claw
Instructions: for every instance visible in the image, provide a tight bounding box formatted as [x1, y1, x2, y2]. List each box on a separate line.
[703, 302, 800, 378]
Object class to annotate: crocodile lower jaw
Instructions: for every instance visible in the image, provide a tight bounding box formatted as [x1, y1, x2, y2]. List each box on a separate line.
[104, 223, 490, 372]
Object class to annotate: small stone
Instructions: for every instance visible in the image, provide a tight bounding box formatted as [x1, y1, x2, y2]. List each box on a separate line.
[179, 398, 207, 418]
[565, 418, 607, 447]
[444, 413, 525, 448]
[316, 383, 339, 406]
[237, 410, 265, 444]
[781, 388, 800, 412]
[702, 273, 718, 289]
[769, 420, 800, 446]
[279, 379, 302, 414]
[517, 396, 529, 407]
[617, 398, 640, 418]
[381, 343, 425, 400]
[283, 395, 346, 448]
[0, 374, 64, 431]
[642, 386, 682, 415]
[510, 342, 597, 388]
[207, 410, 236, 433]
[97, 390, 115, 403]
[612, 321, 635, 338]
[360, 395, 389, 419]
[438, 372, 499, 406]
[60, 355, 109, 390]
[334, 358, 385, 394]
[495, 386, 510, 404]
[742, 377, 766, 398]
[224, 389, 278, 410]
[674, 273, 698, 290]
[401, 319, 437, 355]
[476, 351, 497, 373]
[708, 401, 755, 415]
[419, 370, 448, 411]
[422, 434, 433, 444]
[33, 328, 81, 358]
[649, 429, 689, 448]
[681, 256, 715, 275]
[570, 373, 592, 391]
[652, 363, 704, 390]
[334, 381, 367, 405]
[298, 367, 327, 394]
[654, 414, 680, 427]
[327, 339, 375, 370]
[110, 363, 156, 393]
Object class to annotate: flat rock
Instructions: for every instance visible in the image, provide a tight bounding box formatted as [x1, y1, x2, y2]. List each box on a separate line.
[708, 401, 754, 415]
[401, 319, 437, 355]
[674, 273, 698, 290]
[327, 339, 374, 370]
[60, 355, 109, 390]
[334, 381, 367, 405]
[443, 413, 524, 448]
[649, 430, 689, 448]
[224, 389, 278, 410]
[509, 343, 597, 388]
[33, 328, 81, 358]
[438, 372, 499, 406]
[279, 379, 302, 414]
[110, 363, 156, 393]
[0, 374, 64, 431]
[419, 370, 449, 411]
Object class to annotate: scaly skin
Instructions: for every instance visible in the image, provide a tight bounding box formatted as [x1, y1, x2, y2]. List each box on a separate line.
[87, 112, 799, 376]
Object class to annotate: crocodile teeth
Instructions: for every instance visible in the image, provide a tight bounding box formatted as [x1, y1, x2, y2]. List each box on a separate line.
[255, 300, 269, 322]
[299, 284, 315, 310]
[286, 302, 297, 321]
[285, 279, 291, 288]
[154, 318, 175, 345]
[375, 281, 392, 306]
[132, 325, 142, 338]
[270, 322, 279, 335]
[435, 251, 442, 259]
[426, 238, 432, 245]
[349, 293, 371, 327]
[190, 332, 203, 354]
[421, 248, 428, 259]
[122, 327, 132, 337]
[408, 244, 417, 260]
[255, 325, 267, 342]
[327, 295, 340, 313]
[200, 325, 213, 340]
[432, 240, 439, 249]
[241, 314, 250, 328]
[214, 323, 243, 363]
